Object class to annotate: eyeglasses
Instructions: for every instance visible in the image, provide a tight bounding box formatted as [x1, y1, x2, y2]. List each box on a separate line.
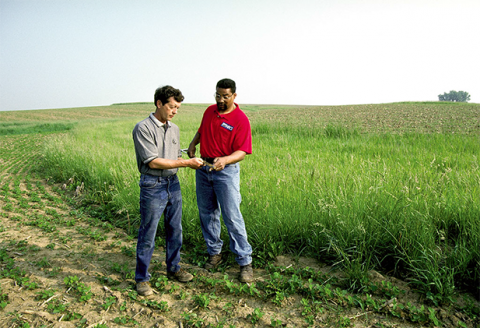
[214, 93, 233, 101]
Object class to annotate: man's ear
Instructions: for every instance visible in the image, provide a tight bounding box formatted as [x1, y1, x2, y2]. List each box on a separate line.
[156, 100, 163, 108]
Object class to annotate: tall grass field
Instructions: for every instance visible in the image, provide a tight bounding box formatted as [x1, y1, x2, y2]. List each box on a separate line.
[2, 101, 479, 301]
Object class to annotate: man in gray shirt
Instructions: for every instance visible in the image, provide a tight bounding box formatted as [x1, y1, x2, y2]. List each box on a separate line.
[132, 85, 203, 296]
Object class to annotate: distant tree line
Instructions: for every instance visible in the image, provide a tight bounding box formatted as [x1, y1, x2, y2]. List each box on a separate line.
[438, 90, 471, 102]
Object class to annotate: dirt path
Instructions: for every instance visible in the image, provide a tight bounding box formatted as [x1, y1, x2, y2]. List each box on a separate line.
[0, 135, 478, 328]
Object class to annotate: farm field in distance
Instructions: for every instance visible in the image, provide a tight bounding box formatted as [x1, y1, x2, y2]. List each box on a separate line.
[0, 101, 479, 327]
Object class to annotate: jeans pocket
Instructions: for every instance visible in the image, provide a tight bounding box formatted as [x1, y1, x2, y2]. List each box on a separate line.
[139, 174, 159, 188]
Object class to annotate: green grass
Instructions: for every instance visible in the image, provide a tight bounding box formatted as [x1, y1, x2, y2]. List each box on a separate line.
[0, 122, 75, 136]
[2, 101, 479, 302]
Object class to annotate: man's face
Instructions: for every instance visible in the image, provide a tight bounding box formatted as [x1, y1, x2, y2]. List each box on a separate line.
[156, 97, 181, 123]
[215, 87, 236, 112]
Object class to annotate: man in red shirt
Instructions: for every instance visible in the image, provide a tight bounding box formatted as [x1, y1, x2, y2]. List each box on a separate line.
[188, 78, 253, 282]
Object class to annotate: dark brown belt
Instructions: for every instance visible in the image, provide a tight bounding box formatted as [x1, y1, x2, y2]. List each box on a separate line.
[202, 157, 215, 164]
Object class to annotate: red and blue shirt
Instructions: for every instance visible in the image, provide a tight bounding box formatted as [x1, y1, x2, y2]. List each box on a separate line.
[198, 103, 252, 158]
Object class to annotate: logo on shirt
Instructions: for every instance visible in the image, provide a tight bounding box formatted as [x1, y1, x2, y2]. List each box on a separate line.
[221, 122, 234, 131]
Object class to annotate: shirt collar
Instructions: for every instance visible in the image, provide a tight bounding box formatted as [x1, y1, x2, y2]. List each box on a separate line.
[149, 113, 170, 129]
[214, 103, 239, 119]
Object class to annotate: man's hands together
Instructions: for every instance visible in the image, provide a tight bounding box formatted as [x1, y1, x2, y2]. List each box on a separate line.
[187, 145, 225, 172]
[187, 134, 245, 172]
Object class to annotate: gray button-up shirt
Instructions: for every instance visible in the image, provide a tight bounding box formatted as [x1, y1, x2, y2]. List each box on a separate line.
[132, 113, 181, 177]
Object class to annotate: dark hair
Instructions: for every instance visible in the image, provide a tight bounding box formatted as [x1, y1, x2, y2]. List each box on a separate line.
[154, 85, 184, 106]
[216, 78, 236, 93]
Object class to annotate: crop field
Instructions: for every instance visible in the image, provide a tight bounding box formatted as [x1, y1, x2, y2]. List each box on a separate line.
[0, 101, 479, 327]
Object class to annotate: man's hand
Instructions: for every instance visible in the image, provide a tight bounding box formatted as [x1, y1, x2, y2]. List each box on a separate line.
[187, 144, 196, 158]
[187, 157, 204, 169]
[212, 151, 246, 171]
[213, 157, 228, 171]
[188, 132, 200, 158]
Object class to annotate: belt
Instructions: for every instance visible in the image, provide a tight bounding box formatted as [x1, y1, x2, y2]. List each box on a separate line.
[202, 157, 215, 164]
[160, 174, 176, 179]
[141, 173, 176, 179]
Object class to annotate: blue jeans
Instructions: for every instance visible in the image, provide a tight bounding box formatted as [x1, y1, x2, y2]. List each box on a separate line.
[196, 164, 252, 266]
[135, 174, 183, 282]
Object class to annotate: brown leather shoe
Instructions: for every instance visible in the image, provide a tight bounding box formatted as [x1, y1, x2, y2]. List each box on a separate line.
[239, 264, 254, 283]
[167, 268, 193, 282]
[136, 281, 153, 296]
[204, 253, 223, 270]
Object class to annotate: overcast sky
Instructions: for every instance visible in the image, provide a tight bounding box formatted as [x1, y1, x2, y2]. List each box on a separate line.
[1, 0, 478, 111]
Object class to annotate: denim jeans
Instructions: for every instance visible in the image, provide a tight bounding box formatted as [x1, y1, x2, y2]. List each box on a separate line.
[196, 163, 252, 266]
[135, 174, 183, 282]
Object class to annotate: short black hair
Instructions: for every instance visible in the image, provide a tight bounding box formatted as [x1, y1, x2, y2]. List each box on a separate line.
[154, 85, 184, 106]
[216, 78, 236, 93]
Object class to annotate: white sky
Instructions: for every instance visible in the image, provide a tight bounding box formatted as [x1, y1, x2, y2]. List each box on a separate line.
[1, 0, 479, 111]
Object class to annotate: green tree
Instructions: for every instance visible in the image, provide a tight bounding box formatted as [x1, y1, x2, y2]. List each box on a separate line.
[438, 90, 471, 102]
